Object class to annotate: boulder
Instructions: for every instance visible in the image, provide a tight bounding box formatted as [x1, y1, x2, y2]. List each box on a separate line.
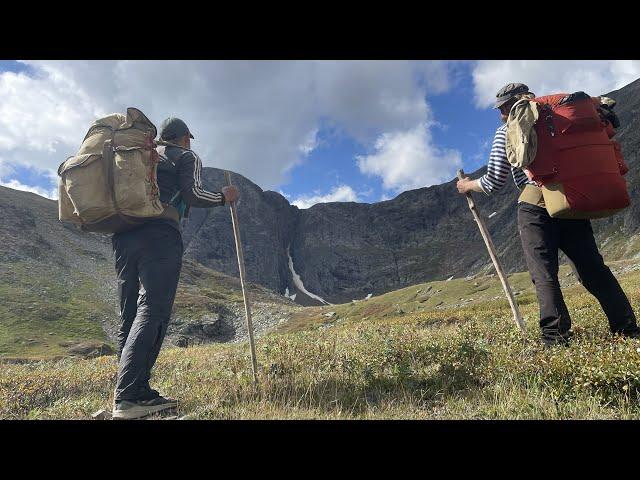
[67, 342, 114, 358]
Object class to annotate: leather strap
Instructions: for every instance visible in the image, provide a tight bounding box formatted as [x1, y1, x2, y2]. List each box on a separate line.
[518, 184, 546, 207]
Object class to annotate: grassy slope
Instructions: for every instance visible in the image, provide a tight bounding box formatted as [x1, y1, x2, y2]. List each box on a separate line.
[0, 262, 112, 360]
[0, 257, 299, 361]
[3, 214, 638, 361]
[277, 265, 571, 335]
[175, 259, 300, 316]
[3, 260, 640, 419]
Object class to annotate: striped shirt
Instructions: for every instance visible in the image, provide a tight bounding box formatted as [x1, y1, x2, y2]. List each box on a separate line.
[478, 124, 537, 195]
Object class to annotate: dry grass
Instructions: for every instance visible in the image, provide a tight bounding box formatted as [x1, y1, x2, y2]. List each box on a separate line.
[3, 273, 640, 419]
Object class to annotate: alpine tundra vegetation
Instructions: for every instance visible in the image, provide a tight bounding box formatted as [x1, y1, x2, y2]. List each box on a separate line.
[2, 260, 640, 419]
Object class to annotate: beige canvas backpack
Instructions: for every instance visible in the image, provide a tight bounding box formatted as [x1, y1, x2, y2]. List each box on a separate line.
[58, 107, 178, 233]
[505, 96, 539, 169]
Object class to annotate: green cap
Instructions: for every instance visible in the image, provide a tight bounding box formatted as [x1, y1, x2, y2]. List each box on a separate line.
[159, 117, 194, 140]
[494, 82, 530, 109]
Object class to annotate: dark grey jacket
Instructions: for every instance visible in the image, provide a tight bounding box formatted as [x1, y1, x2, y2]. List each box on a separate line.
[148, 144, 225, 231]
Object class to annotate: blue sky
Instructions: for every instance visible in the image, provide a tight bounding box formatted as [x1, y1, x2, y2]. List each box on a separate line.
[1, 60, 638, 206]
[279, 73, 499, 204]
[0, 61, 29, 73]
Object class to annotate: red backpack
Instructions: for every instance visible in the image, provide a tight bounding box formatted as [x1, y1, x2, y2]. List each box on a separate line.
[525, 92, 630, 219]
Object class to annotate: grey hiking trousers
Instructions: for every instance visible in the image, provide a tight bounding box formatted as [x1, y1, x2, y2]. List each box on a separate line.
[517, 202, 639, 341]
[111, 223, 183, 403]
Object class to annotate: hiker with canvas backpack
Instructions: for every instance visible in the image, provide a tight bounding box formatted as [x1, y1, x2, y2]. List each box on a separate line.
[110, 117, 240, 419]
[58, 111, 239, 418]
[456, 82, 640, 347]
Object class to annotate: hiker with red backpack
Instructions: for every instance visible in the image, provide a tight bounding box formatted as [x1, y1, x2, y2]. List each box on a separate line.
[456, 82, 640, 346]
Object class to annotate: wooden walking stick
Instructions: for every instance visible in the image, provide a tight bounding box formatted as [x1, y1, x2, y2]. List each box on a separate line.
[224, 171, 259, 384]
[457, 169, 525, 333]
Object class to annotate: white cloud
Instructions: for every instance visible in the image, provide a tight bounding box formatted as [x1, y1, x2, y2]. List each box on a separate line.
[413, 60, 465, 94]
[298, 128, 319, 156]
[0, 157, 13, 178]
[0, 60, 453, 191]
[472, 60, 640, 109]
[309, 60, 461, 145]
[0, 178, 57, 200]
[0, 63, 110, 182]
[356, 123, 462, 193]
[291, 185, 361, 209]
[357, 186, 374, 198]
[3, 60, 639, 200]
[380, 193, 394, 201]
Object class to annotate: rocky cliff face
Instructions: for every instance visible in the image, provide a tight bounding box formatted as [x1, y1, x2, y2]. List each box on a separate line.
[586, 78, 640, 234]
[289, 176, 524, 303]
[181, 169, 297, 295]
[182, 78, 640, 304]
[181, 167, 523, 304]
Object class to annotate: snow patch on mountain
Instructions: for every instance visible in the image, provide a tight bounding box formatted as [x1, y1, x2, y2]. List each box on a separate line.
[287, 246, 331, 305]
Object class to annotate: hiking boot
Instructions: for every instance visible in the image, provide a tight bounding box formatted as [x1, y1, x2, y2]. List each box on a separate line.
[140, 388, 161, 400]
[112, 396, 178, 420]
[541, 331, 572, 348]
[615, 328, 640, 339]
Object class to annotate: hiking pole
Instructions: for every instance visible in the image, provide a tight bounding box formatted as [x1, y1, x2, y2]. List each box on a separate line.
[224, 171, 259, 384]
[457, 169, 525, 333]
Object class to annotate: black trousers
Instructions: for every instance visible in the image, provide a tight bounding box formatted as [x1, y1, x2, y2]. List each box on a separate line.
[111, 223, 183, 402]
[517, 202, 638, 340]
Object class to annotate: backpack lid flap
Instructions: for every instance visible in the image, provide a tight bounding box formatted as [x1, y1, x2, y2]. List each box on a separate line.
[124, 107, 157, 138]
[58, 153, 101, 176]
[95, 113, 127, 128]
[81, 113, 126, 143]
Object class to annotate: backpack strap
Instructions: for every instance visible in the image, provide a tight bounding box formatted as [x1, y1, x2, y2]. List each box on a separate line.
[541, 104, 556, 138]
[103, 138, 140, 228]
[155, 139, 193, 150]
[155, 140, 199, 221]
